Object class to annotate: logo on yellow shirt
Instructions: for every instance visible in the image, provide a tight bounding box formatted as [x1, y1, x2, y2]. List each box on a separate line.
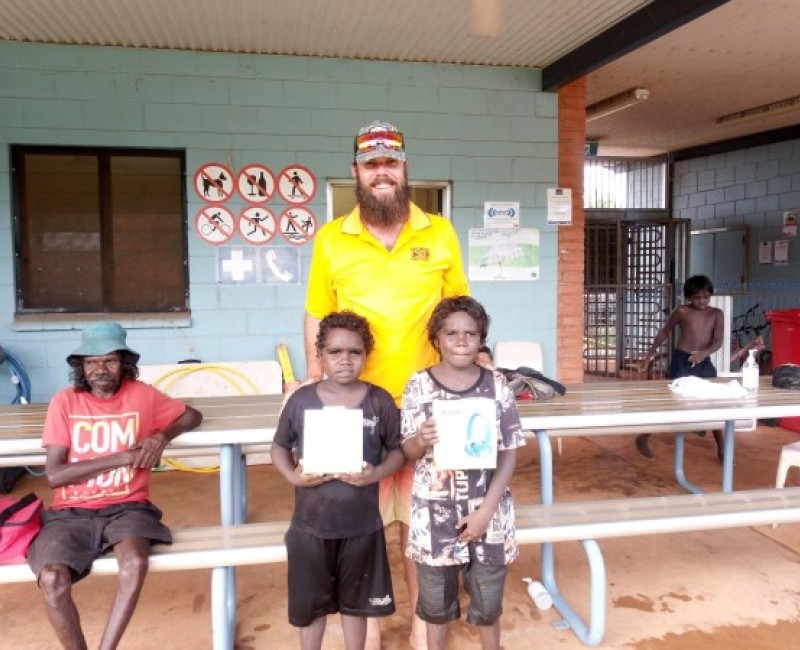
[410, 247, 430, 261]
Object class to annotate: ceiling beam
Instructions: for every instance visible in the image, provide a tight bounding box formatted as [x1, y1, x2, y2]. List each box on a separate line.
[541, 0, 730, 92]
[671, 124, 800, 161]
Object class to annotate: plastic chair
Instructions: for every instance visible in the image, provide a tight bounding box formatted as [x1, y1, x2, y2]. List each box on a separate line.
[776, 441, 800, 489]
[494, 341, 543, 373]
[493, 341, 562, 455]
[773, 441, 800, 528]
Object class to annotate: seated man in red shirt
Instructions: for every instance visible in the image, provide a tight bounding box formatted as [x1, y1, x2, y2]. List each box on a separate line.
[28, 321, 202, 650]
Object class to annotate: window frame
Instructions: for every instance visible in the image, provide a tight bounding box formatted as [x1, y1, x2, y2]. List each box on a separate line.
[325, 178, 452, 222]
[11, 145, 189, 315]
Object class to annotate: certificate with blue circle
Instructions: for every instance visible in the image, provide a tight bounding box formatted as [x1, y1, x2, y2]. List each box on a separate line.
[432, 398, 497, 470]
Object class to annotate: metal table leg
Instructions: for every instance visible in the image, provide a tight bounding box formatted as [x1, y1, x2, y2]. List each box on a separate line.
[213, 443, 242, 648]
[674, 419, 736, 494]
[536, 430, 607, 646]
[674, 432, 703, 494]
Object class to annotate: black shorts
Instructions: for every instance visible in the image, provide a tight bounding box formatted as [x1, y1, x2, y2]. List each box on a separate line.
[669, 349, 716, 379]
[27, 502, 171, 583]
[415, 560, 507, 626]
[285, 526, 395, 627]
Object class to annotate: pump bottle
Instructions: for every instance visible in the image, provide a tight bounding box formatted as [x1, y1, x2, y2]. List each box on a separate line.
[523, 577, 553, 610]
[742, 348, 759, 392]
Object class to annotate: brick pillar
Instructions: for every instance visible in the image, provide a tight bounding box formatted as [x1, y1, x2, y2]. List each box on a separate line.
[557, 78, 586, 382]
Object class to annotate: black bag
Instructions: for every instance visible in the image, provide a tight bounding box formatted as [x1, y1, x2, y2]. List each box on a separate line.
[499, 366, 567, 401]
[773, 364, 800, 390]
[0, 468, 27, 495]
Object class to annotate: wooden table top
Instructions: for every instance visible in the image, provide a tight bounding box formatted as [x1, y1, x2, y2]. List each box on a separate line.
[1, 378, 798, 456]
[0, 393, 286, 457]
[515, 377, 800, 432]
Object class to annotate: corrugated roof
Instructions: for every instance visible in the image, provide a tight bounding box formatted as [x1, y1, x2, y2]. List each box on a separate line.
[2, 0, 799, 154]
[0, 0, 649, 67]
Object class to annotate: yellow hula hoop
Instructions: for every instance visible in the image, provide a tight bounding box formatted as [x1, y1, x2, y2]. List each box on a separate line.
[158, 457, 220, 473]
[149, 363, 263, 473]
[152, 364, 260, 396]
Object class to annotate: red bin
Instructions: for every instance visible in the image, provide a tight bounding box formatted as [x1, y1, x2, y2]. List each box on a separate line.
[766, 309, 800, 433]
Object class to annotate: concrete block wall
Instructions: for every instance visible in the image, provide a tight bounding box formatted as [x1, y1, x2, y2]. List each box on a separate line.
[674, 139, 800, 284]
[0, 41, 560, 403]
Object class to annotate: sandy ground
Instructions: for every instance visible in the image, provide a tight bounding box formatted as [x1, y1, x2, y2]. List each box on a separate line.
[3, 423, 800, 649]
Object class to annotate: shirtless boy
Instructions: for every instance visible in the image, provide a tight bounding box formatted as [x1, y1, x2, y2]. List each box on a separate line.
[636, 275, 724, 460]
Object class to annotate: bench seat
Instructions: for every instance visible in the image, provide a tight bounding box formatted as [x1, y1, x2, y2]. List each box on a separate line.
[0, 520, 290, 584]
[515, 487, 800, 543]
[0, 520, 290, 649]
[514, 487, 800, 647]
[6, 489, 799, 647]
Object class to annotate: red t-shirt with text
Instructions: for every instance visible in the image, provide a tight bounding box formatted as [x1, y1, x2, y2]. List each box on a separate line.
[42, 380, 187, 510]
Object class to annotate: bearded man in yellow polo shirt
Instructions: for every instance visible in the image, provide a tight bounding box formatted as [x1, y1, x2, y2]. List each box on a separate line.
[304, 120, 469, 649]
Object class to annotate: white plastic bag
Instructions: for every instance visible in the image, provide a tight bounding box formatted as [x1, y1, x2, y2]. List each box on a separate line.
[668, 376, 747, 399]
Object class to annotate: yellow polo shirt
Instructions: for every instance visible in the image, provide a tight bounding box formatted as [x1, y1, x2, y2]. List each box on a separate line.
[306, 203, 469, 404]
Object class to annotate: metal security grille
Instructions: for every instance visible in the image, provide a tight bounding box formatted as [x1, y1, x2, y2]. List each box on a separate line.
[584, 216, 690, 379]
[584, 282, 674, 379]
[584, 157, 666, 209]
[583, 155, 683, 380]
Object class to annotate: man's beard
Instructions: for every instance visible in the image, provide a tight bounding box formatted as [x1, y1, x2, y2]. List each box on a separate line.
[356, 175, 412, 227]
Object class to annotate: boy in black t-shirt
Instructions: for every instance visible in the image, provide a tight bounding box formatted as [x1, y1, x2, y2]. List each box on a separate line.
[271, 311, 404, 650]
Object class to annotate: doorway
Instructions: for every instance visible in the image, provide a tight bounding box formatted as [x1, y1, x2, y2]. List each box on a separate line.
[584, 215, 689, 379]
[690, 226, 748, 287]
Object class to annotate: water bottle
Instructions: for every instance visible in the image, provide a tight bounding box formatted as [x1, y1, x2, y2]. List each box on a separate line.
[523, 577, 553, 610]
[742, 348, 759, 392]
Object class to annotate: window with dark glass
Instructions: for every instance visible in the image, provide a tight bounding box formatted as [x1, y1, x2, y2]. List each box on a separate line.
[12, 146, 187, 313]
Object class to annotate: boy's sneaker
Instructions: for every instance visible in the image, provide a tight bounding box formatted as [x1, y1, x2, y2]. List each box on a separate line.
[635, 434, 655, 461]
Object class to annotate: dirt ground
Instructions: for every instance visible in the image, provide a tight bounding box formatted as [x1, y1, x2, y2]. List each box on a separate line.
[4, 423, 800, 649]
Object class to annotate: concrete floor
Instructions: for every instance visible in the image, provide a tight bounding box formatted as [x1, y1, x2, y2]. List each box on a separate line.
[4, 423, 800, 649]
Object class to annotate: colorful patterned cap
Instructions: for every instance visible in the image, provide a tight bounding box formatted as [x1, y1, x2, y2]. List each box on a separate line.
[354, 120, 407, 164]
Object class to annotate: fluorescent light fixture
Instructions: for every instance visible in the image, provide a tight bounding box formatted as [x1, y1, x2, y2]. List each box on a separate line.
[586, 88, 650, 122]
[717, 95, 800, 126]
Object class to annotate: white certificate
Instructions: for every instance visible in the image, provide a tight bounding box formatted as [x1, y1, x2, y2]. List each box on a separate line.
[432, 398, 497, 470]
[302, 407, 363, 474]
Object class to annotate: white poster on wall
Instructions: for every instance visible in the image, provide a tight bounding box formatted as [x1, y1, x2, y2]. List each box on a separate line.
[783, 211, 797, 238]
[758, 240, 773, 264]
[547, 188, 572, 225]
[483, 201, 519, 229]
[468, 228, 540, 281]
[774, 239, 789, 265]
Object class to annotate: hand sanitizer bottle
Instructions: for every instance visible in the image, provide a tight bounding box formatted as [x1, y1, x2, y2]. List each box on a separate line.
[742, 349, 759, 392]
[523, 577, 553, 610]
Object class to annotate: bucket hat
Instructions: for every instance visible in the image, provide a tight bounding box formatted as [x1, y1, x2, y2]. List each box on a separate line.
[67, 321, 140, 363]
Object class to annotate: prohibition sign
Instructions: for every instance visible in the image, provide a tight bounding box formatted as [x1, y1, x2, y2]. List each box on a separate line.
[277, 165, 316, 204]
[236, 164, 275, 204]
[195, 205, 235, 245]
[194, 162, 234, 203]
[238, 206, 277, 245]
[279, 206, 317, 245]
